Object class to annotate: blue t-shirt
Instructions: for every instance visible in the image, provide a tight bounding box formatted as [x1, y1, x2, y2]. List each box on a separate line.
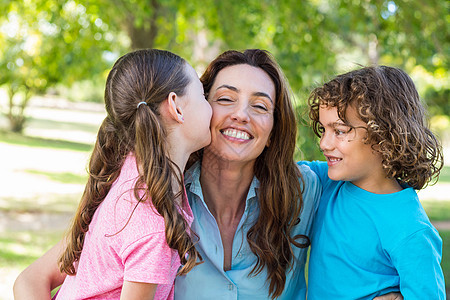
[174, 161, 321, 300]
[300, 161, 445, 300]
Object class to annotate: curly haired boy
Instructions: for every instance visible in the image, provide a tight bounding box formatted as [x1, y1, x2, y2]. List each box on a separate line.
[300, 66, 445, 299]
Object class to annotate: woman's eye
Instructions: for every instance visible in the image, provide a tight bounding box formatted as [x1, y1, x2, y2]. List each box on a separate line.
[217, 98, 233, 103]
[253, 104, 268, 111]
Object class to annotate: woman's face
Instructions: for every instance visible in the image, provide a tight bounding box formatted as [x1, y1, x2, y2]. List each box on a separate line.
[204, 64, 275, 164]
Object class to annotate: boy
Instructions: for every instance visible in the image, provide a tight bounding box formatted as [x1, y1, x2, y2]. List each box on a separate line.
[301, 66, 445, 299]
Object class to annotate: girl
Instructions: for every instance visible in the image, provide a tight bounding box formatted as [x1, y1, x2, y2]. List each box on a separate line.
[15, 49, 212, 299]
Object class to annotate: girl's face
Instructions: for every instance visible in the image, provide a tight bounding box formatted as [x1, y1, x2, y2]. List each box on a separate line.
[204, 64, 275, 164]
[318, 104, 388, 191]
[179, 64, 212, 153]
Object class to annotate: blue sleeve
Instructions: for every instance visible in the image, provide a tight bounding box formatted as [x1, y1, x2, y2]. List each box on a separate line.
[297, 160, 329, 187]
[390, 227, 445, 299]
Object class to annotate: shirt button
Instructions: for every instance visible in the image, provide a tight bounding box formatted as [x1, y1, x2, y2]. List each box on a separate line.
[228, 283, 234, 290]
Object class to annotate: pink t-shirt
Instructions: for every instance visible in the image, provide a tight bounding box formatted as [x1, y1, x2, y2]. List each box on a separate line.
[56, 154, 193, 300]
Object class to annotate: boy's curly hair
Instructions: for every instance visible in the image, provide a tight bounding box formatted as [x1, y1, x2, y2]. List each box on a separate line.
[309, 66, 443, 190]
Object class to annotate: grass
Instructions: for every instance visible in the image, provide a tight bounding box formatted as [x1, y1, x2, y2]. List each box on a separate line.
[0, 231, 62, 266]
[422, 200, 450, 221]
[441, 231, 450, 293]
[0, 193, 80, 214]
[0, 129, 93, 152]
[24, 169, 88, 185]
[439, 166, 450, 183]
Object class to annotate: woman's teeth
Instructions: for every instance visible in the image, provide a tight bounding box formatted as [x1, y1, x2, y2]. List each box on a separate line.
[222, 129, 251, 140]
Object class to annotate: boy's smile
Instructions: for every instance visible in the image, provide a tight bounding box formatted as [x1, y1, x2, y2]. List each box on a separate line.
[318, 105, 401, 193]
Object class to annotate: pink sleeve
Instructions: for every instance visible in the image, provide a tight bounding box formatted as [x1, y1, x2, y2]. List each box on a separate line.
[121, 231, 177, 284]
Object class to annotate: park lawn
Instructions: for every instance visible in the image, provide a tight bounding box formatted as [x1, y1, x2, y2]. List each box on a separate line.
[423, 200, 450, 221]
[0, 231, 62, 269]
[440, 230, 450, 292]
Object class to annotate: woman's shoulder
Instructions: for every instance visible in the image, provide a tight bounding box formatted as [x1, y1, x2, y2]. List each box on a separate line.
[296, 163, 322, 211]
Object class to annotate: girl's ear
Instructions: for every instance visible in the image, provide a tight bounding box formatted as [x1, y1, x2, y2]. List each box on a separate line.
[166, 92, 184, 124]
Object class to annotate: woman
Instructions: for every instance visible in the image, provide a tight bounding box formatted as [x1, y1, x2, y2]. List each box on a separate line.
[174, 49, 320, 299]
[14, 49, 402, 300]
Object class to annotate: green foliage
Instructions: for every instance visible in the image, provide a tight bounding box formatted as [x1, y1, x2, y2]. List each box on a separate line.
[295, 104, 323, 161]
[0, 0, 448, 134]
[426, 87, 450, 116]
[0, 0, 124, 132]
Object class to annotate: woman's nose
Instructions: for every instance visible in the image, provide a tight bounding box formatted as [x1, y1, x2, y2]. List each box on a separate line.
[231, 104, 250, 123]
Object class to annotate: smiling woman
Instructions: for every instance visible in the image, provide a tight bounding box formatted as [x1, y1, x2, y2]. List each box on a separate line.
[206, 64, 275, 164]
[173, 49, 321, 300]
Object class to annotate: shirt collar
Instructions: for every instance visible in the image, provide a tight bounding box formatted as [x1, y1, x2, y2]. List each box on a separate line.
[184, 160, 260, 212]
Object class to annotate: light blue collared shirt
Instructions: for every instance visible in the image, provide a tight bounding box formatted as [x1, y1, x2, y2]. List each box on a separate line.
[175, 161, 321, 300]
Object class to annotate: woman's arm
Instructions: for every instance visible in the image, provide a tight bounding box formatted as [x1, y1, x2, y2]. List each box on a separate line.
[13, 240, 67, 300]
[121, 281, 157, 300]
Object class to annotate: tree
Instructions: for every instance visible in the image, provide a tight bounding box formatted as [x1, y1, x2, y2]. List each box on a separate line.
[0, 0, 124, 132]
[0, 0, 447, 151]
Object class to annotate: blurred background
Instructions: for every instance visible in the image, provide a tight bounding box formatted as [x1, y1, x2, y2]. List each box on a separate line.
[0, 0, 448, 298]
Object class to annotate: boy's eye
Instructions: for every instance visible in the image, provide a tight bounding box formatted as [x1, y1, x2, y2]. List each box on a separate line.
[335, 129, 346, 136]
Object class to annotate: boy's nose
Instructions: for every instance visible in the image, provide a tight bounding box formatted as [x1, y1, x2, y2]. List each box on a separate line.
[319, 133, 333, 152]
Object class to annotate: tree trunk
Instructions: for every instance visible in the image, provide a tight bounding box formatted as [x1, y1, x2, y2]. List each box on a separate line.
[6, 84, 31, 133]
[126, 0, 160, 50]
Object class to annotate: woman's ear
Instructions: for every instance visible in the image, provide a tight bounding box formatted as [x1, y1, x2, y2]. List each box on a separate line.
[166, 92, 184, 124]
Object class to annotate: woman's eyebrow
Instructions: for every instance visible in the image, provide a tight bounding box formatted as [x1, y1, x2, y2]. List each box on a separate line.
[252, 92, 273, 104]
[216, 85, 273, 104]
[216, 84, 239, 92]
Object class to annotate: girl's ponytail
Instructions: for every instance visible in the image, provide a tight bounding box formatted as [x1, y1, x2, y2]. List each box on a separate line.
[59, 117, 128, 275]
[134, 103, 200, 275]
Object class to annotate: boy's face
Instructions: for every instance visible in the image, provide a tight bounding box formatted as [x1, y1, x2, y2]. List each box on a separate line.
[318, 105, 386, 191]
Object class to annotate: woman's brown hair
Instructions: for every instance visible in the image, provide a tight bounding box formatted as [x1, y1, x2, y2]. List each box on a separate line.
[200, 49, 307, 298]
[309, 65, 443, 189]
[59, 49, 200, 276]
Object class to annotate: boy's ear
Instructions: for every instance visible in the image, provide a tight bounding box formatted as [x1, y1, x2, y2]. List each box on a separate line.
[166, 92, 184, 124]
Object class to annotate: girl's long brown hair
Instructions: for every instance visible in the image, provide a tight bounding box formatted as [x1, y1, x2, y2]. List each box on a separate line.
[59, 49, 200, 276]
[309, 66, 443, 189]
[199, 49, 307, 299]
